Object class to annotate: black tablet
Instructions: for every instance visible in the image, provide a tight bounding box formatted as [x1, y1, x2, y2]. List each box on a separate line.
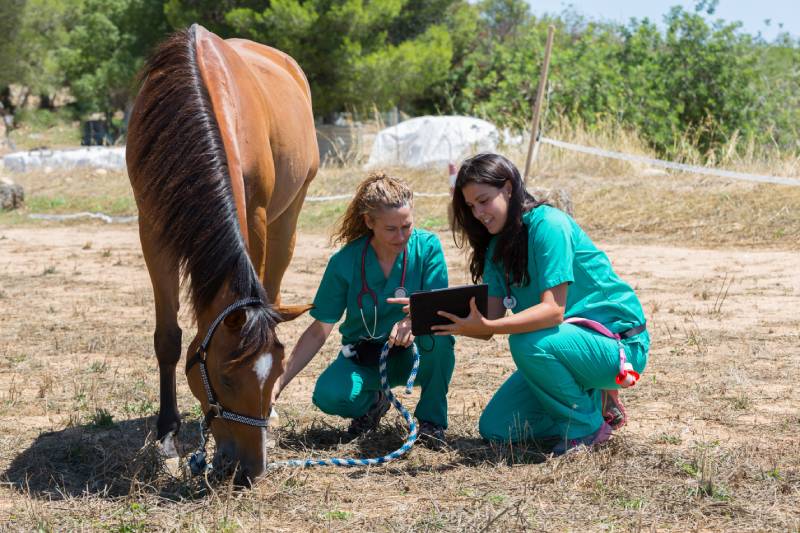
[409, 284, 488, 336]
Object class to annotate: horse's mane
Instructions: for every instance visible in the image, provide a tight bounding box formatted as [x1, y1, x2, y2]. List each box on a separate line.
[129, 26, 279, 357]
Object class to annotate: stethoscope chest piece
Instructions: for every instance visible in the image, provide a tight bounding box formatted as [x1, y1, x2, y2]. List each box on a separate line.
[393, 287, 408, 298]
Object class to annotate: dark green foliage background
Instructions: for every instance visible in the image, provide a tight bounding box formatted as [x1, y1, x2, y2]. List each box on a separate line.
[1, 0, 798, 157]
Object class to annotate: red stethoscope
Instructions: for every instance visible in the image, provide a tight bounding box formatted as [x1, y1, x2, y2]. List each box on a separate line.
[358, 235, 408, 339]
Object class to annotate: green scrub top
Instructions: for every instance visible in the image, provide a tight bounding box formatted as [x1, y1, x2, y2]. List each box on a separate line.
[483, 205, 646, 333]
[311, 229, 449, 345]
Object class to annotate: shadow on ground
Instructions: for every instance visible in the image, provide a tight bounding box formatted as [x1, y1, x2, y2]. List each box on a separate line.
[272, 416, 552, 472]
[2, 414, 202, 500]
[4, 414, 556, 501]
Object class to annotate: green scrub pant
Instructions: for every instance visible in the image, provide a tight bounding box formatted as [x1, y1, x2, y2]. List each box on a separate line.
[479, 324, 649, 443]
[312, 335, 455, 428]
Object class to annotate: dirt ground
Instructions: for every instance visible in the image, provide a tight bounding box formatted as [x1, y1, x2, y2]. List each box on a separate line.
[0, 223, 798, 531]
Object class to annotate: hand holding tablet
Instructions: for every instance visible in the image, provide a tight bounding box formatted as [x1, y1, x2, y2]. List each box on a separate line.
[389, 284, 488, 336]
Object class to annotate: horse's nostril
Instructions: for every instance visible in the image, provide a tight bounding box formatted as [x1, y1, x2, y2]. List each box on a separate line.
[234, 462, 266, 487]
[234, 469, 258, 488]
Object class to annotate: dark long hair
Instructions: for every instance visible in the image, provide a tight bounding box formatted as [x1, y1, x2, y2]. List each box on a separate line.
[127, 26, 278, 358]
[451, 153, 545, 286]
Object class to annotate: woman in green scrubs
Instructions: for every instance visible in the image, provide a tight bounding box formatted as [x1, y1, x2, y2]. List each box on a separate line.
[274, 172, 455, 448]
[434, 153, 649, 454]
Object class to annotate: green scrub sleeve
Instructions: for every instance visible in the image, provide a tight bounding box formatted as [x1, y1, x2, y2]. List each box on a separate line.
[421, 235, 449, 290]
[532, 208, 575, 291]
[310, 252, 348, 324]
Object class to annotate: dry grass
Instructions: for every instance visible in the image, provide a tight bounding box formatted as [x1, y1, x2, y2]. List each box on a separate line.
[1, 126, 799, 530]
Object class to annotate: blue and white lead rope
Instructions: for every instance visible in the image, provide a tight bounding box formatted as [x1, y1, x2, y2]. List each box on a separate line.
[266, 341, 420, 469]
[189, 341, 421, 474]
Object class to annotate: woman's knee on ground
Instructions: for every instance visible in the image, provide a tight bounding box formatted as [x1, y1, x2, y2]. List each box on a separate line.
[478, 408, 513, 443]
[311, 381, 363, 418]
[312, 373, 364, 418]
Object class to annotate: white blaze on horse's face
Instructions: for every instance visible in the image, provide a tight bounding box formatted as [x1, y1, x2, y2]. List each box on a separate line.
[253, 352, 273, 472]
[253, 352, 273, 386]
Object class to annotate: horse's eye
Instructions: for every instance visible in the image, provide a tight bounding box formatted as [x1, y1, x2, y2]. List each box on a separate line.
[219, 372, 235, 390]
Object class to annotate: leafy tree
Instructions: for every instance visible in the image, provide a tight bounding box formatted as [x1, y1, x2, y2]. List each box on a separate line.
[163, 0, 263, 37]
[448, 2, 767, 156]
[57, 0, 170, 121]
[225, 0, 454, 117]
[12, 0, 79, 108]
[0, 0, 26, 104]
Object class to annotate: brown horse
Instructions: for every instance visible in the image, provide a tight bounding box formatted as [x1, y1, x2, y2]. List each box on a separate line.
[126, 24, 318, 483]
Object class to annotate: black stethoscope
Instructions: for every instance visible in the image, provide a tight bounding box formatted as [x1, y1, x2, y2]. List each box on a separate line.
[357, 235, 408, 339]
[503, 273, 517, 310]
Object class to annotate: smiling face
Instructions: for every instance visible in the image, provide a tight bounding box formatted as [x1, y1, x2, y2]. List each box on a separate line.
[460, 181, 512, 235]
[364, 204, 414, 253]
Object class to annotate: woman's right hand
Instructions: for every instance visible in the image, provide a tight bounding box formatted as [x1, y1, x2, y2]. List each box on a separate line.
[386, 296, 410, 315]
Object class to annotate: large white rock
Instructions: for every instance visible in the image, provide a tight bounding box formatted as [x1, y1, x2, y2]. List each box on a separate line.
[3, 146, 126, 173]
[367, 115, 501, 169]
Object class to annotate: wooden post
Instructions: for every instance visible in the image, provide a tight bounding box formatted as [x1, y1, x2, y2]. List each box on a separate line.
[523, 25, 555, 184]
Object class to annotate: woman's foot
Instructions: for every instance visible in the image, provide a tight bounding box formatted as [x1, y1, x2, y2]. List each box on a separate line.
[347, 391, 390, 435]
[552, 422, 613, 456]
[417, 420, 446, 450]
[602, 390, 627, 429]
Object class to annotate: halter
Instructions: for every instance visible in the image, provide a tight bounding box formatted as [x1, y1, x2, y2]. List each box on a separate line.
[186, 297, 272, 475]
[357, 235, 407, 339]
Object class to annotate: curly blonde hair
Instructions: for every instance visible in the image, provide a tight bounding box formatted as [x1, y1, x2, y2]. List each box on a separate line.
[332, 171, 413, 246]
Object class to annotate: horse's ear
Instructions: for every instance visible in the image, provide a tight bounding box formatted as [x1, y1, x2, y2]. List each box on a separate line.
[274, 303, 313, 323]
[223, 308, 248, 330]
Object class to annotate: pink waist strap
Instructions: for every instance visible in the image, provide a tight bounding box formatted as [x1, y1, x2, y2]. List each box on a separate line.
[564, 317, 640, 388]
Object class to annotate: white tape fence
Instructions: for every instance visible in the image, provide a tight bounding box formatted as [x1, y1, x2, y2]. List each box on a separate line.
[23, 135, 799, 223]
[539, 137, 800, 187]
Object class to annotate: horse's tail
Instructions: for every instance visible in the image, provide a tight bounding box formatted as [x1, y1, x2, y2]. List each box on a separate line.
[127, 26, 270, 337]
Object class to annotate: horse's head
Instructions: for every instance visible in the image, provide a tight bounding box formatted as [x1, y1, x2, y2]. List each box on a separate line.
[185, 297, 304, 485]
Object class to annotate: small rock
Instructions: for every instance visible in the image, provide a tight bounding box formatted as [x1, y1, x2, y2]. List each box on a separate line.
[163, 456, 183, 478]
[641, 167, 668, 177]
[93, 168, 108, 176]
[44, 166, 53, 174]
[0, 182, 24, 210]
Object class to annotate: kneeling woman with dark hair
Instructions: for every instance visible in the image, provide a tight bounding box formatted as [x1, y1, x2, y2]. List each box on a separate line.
[434, 153, 649, 454]
[274, 172, 455, 449]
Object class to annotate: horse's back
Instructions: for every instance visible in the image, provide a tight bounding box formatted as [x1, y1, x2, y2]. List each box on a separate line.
[227, 39, 313, 107]
[194, 27, 318, 219]
[229, 38, 319, 199]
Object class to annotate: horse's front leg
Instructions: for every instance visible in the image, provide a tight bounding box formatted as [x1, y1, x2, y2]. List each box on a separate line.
[139, 218, 183, 457]
[261, 179, 313, 307]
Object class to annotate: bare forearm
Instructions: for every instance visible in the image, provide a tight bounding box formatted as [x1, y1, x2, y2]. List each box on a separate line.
[276, 322, 331, 397]
[485, 302, 563, 335]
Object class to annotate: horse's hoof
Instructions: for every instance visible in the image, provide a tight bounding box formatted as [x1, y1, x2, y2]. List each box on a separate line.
[158, 431, 180, 459]
[163, 455, 183, 478]
[266, 407, 279, 449]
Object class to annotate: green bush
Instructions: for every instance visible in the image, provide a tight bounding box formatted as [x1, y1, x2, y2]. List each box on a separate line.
[14, 108, 74, 130]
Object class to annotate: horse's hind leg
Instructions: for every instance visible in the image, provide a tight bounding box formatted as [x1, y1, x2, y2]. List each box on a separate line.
[139, 217, 183, 456]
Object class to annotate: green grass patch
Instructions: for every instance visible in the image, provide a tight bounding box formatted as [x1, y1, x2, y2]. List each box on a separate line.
[25, 194, 136, 216]
[322, 510, 352, 521]
[298, 202, 347, 233]
[89, 408, 115, 428]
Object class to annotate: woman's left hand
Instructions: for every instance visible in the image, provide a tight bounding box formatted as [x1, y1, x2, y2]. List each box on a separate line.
[388, 316, 415, 347]
[432, 297, 492, 337]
